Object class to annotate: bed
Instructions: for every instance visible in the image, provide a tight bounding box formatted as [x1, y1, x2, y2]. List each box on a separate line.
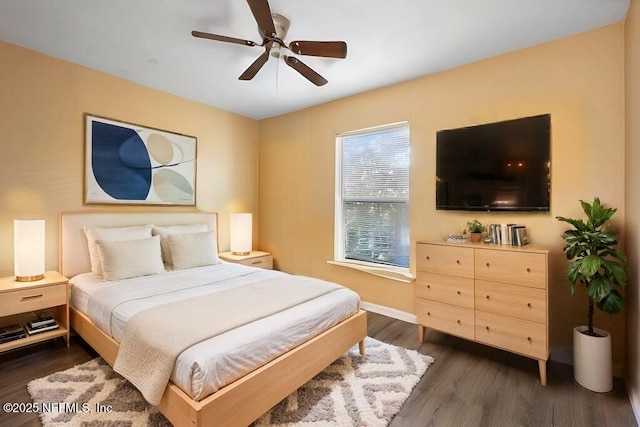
[60, 211, 367, 427]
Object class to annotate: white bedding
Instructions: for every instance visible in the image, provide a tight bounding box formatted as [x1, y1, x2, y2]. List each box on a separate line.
[70, 262, 360, 401]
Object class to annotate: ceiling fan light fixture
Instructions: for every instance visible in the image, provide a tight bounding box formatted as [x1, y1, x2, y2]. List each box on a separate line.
[271, 44, 282, 59]
[269, 13, 290, 41]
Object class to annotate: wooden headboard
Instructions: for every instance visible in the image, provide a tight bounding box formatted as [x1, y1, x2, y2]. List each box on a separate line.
[59, 211, 218, 278]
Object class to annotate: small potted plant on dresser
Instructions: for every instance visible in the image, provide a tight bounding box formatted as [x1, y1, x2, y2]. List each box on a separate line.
[466, 219, 486, 243]
[556, 197, 628, 392]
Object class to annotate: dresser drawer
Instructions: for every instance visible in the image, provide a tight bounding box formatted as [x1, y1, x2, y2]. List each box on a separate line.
[475, 280, 546, 323]
[416, 244, 474, 278]
[475, 311, 548, 359]
[474, 249, 546, 289]
[0, 284, 67, 317]
[416, 272, 474, 308]
[416, 299, 475, 340]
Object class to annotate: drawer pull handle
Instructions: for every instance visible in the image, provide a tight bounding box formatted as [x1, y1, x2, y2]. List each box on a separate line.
[527, 303, 532, 308]
[526, 268, 531, 273]
[485, 326, 490, 331]
[457, 320, 461, 325]
[427, 285, 431, 289]
[486, 295, 490, 300]
[21, 294, 43, 301]
[456, 260, 460, 264]
[527, 337, 532, 342]
[251, 261, 263, 265]
[457, 291, 461, 295]
[427, 312, 431, 316]
[486, 262, 490, 267]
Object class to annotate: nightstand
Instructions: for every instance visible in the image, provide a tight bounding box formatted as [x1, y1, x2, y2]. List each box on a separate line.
[219, 251, 273, 270]
[0, 271, 70, 352]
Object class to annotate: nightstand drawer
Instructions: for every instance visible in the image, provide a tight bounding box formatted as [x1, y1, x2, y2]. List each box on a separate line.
[236, 255, 273, 270]
[416, 272, 474, 308]
[0, 283, 66, 317]
[416, 299, 475, 340]
[475, 311, 547, 359]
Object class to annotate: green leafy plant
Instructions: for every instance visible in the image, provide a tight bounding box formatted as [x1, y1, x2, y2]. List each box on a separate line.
[466, 219, 486, 234]
[556, 197, 627, 336]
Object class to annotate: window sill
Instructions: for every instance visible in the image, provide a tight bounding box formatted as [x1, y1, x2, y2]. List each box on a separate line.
[327, 260, 414, 283]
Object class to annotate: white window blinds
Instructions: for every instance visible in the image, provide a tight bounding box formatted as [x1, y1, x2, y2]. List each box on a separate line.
[336, 123, 410, 268]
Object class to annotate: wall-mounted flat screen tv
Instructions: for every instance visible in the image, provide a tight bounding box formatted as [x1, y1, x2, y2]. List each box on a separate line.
[436, 114, 551, 212]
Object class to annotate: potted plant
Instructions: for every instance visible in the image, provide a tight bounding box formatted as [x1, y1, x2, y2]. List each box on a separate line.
[556, 197, 627, 392]
[466, 219, 486, 243]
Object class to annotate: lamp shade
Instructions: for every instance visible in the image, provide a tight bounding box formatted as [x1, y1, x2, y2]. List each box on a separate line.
[230, 213, 252, 255]
[14, 219, 45, 282]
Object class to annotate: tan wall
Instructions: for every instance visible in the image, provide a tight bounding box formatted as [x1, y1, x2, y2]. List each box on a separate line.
[625, 0, 640, 414]
[0, 40, 259, 277]
[259, 25, 627, 367]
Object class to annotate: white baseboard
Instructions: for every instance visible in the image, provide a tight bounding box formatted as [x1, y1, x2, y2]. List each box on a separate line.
[627, 380, 640, 425]
[360, 301, 417, 324]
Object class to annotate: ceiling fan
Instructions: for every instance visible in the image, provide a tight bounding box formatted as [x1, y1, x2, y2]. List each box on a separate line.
[192, 0, 347, 86]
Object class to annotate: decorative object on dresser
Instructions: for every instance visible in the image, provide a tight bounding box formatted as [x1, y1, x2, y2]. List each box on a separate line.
[85, 114, 197, 206]
[219, 250, 273, 270]
[487, 223, 529, 246]
[465, 219, 486, 243]
[0, 271, 69, 352]
[415, 241, 549, 385]
[556, 197, 628, 393]
[229, 212, 253, 255]
[14, 219, 46, 282]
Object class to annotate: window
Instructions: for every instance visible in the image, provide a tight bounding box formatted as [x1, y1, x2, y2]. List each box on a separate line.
[335, 122, 410, 273]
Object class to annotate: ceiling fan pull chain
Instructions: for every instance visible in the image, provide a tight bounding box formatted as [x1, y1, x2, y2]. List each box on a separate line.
[275, 54, 280, 93]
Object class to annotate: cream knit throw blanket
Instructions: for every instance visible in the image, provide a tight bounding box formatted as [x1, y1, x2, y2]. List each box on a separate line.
[113, 276, 340, 405]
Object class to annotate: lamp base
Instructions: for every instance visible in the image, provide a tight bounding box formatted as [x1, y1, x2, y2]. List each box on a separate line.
[15, 274, 45, 282]
[231, 251, 251, 256]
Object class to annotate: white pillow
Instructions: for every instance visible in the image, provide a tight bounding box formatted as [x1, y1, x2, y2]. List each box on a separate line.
[152, 224, 208, 265]
[168, 231, 219, 270]
[84, 225, 153, 275]
[96, 236, 164, 281]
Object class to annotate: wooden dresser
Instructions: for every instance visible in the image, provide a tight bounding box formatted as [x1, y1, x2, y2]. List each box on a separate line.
[415, 241, 549, 385]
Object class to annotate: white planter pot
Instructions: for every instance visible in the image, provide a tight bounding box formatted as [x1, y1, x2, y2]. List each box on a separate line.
[573, 326, 613, 392]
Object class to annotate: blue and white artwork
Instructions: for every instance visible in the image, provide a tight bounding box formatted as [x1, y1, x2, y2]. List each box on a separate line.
[85, 115, 196, 205]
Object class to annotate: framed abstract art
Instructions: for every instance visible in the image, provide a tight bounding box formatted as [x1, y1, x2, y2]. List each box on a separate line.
[84, 114, 197, 205]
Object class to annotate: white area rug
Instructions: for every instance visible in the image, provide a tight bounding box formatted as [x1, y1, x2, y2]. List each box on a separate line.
[28, 337, 433, 426]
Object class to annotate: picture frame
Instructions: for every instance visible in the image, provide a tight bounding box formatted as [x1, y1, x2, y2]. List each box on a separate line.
[84, 114, 197, 206]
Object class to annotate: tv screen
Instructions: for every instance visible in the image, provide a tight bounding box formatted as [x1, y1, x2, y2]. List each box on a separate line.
[436, 114, 551, 212]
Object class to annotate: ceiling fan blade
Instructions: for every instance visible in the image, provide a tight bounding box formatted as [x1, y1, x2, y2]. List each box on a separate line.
[288, 41, 347, 59]
[284, 56, 328, 86]
[192, 30, 256, 47]
[239, 42, 273, 80]
[247, 0, 277, 38]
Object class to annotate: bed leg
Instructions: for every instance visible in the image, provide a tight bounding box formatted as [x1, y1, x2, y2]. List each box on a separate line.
[358, 339, 365, 356]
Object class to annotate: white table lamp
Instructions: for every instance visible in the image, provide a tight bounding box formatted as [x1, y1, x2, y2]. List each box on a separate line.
[14, 219, 45, 282]
[230, 213, 252, 255]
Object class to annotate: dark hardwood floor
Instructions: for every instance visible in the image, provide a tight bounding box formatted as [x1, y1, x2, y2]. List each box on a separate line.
[0, 312, 636, 426]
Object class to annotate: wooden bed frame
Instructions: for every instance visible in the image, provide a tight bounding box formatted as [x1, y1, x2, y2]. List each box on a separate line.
[60, 211, 367, 427]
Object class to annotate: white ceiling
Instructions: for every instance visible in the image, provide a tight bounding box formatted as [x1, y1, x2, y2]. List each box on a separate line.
[0, 0, 630, 120]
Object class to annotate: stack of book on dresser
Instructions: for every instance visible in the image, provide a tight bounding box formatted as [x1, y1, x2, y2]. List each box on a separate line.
[25, 316, 59, 335]
[488, 224, 530, 246]
[0, 324, 26, 344]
